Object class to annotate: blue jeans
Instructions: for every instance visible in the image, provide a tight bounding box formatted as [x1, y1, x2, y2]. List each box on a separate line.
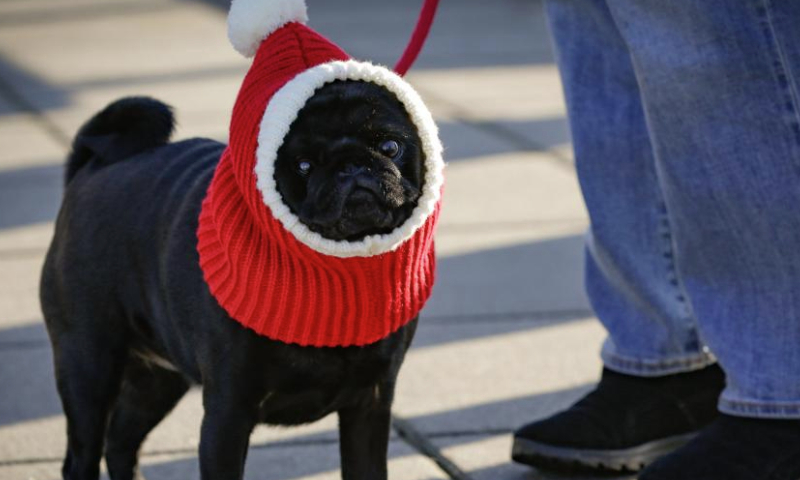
[545, 0, 800, 419]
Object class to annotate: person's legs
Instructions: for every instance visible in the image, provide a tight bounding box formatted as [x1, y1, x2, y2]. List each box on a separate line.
[546, 0, 800, 402]
[599, 1, 800, 477]
[604, 0, 800, 421]
[513, 0, 723, 471]
[514, 0, 800, 476]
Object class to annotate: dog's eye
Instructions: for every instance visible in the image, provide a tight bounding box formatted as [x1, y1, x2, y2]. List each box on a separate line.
[296, 160, 312, 176]
[379, 140, 401, 159]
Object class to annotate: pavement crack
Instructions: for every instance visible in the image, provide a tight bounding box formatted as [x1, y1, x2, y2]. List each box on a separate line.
[392, 415, 475, 480]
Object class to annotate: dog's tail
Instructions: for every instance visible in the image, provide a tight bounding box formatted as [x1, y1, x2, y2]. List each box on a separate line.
[65, 96, 175, 185]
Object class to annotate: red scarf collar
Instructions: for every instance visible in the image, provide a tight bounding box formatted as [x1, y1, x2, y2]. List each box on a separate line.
[196, 24, 444, 347]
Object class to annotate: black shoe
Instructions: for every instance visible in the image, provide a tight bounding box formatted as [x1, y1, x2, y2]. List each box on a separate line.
[512, 364, 725, 473]
[639, 414, 800, 480]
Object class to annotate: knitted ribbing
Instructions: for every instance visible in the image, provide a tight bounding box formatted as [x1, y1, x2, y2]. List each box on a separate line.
[197, 24, 439, 347]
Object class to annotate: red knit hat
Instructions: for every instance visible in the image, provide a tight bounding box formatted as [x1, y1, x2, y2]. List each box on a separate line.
[197, 0, 445, 347]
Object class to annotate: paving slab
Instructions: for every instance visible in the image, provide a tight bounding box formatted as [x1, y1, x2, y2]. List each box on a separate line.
[394, 319, 605, 433]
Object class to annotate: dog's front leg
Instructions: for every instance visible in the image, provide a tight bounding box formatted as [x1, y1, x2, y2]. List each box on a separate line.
[338, 383, 395, 480]
[198, 387, 259, 480]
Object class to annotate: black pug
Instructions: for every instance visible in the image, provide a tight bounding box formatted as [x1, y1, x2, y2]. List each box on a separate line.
[40, 81, 426, 480]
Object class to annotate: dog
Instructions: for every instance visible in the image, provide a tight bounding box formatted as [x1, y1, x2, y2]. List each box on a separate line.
[41, 80, 429, 480]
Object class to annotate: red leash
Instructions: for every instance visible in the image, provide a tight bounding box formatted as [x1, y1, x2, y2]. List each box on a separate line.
[394, 0, 440, 76]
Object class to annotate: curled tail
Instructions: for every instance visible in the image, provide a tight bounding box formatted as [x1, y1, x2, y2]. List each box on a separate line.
[66, 96, 175, 185]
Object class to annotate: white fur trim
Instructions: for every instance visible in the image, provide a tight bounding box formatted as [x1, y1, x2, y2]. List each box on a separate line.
[255, 60, 445, 258]
[228, 0, 308, 57]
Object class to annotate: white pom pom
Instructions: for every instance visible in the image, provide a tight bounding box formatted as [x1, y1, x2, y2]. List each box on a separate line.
[227, 0, 308, 57]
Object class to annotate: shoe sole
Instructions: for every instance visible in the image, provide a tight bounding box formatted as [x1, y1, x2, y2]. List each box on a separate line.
[511, 432, 696, 473]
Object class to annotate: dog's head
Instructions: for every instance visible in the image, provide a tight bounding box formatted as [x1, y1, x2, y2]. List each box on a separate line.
[274, 80, 425, 241]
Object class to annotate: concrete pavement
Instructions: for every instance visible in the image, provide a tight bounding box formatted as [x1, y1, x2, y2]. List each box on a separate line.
[0, 0, 632, 479]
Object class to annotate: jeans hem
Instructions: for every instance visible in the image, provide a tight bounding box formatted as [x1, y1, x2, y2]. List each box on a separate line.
[602, 343, 716, 377]
[719, 396, 800, 419]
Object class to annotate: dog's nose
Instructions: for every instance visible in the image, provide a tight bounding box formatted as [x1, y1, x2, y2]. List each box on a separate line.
[338, 164, 367, 178]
